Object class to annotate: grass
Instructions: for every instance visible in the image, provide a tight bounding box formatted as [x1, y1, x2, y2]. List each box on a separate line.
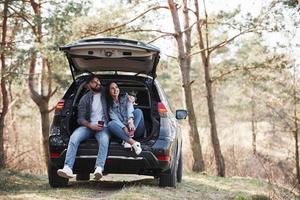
[0, 169, 298, 200]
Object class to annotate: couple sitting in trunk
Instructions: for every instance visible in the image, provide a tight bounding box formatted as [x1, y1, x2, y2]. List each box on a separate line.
[57, 74, 145, 180]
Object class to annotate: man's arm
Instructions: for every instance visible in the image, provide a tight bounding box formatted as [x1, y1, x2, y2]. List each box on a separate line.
[80, 119, 102, 131]
[77, 95, 87, 125]
[127, 98, 134, 119]
[127, 100, 136, 131]
[77, 95, 102, 131]
[79, 119, 92, 129]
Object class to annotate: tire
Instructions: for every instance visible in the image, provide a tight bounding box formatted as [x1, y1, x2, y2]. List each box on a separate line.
[177, 150, 183, 183]
[76, 173, 90, 181]
[48, 162, 69, 188]
[159, 160, 178, 187]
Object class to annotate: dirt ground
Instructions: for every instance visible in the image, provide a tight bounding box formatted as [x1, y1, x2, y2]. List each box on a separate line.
[0, 169, 298, 200]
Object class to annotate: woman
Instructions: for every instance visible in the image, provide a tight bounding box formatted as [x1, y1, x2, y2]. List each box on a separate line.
[106, 82, 145, 155]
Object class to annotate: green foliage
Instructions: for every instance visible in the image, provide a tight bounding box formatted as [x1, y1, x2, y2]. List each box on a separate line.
[41, 1, 92, 90]
[282, 0, 299, 8]
[251, 195, 270, 200]
[1, 0, 300, 189]
[0, 169, 47, 192]
[218, 46, 292, 121]
[157, 58, 183, 109]
[234, 196, 250, 200]
[235, 194, 270, 200]
[12, 1, 92, 91]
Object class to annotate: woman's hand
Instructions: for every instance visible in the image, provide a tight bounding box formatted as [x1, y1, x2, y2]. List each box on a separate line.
[128, 121, 136, 131]
[123, 126, 129, 134]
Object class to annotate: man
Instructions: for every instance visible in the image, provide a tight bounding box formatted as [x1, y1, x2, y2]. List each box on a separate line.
[57, 74, 109, 180]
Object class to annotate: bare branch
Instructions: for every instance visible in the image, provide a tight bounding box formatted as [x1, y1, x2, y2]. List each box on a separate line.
[211, 66, 240, 82]
[182, 20, 199, 34]
[254, 153, 286, 200]
[6, 149, 33, 165]
[187, 7, 196, 15]
[7, 5, 36, 35]
[147, 34, 174, 44]
[265, 102, 294, 130]
[117, 19, 198, 45]
[187, 27, 254, 58]
[203, 0, 209, 54]
[85, 5, 169, 37]
[7, 97, 19, 111]
[211, 64, 269, 82]
[49, 86, 58, 98]
[116, 28, 175, 36]
[48, 87, 58, 113]
[210, 28, 255, 53]
[161, 52, 177, 59]
[187, 47, 208, 58]
[48, 105, 56, 113]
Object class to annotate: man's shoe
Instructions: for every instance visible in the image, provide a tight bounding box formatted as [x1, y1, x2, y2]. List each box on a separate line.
[57, 165, 74, 179]
[132, 142, 142, 155]
[94, 166, 103, 181]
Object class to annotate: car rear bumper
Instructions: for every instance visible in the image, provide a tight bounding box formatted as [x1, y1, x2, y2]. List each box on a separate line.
[49, 146, 170, 176]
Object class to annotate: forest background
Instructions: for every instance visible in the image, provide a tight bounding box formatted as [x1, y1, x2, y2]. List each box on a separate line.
[0, 0, 300, 195]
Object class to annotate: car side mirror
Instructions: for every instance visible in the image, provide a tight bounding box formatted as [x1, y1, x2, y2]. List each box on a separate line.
[176, 109, 188, 120]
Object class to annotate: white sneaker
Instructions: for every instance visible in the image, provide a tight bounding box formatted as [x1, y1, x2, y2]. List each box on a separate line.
[132, 142, 142, 155]
[123, 141, 132, 148]
[94, 166, 103, 181]
[57, 165, 74, 179]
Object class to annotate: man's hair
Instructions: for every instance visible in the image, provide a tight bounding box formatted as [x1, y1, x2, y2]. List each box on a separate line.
[85, 73, 97, 84]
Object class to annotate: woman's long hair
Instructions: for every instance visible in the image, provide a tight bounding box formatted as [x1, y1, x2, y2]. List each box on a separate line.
[105, 82, 115, 121]
[105, 82, 115, 109]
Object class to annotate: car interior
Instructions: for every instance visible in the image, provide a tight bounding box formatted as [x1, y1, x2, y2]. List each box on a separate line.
[65, 77, 160, 143]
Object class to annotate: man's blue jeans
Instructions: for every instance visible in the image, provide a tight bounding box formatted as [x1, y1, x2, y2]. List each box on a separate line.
[108, 109, 145, 142]
[64, 126, 110, 169]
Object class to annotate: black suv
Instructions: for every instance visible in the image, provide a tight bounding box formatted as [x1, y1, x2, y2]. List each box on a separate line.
[48, 38, 187, 188]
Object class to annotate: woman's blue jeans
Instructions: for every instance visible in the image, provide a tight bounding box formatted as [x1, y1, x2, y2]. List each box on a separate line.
[108, 109, 145, 142]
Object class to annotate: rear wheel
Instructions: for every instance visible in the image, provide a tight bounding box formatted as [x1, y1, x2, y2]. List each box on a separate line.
[177, 150, 183, 183]
[76, 173, 90, 181]
[48, 161, 69, 188]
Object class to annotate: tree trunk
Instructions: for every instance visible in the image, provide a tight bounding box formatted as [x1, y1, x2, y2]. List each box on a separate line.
[204, 58, 225, 177]
[28, 51, 51, 167]
[294, 130, 300, 185]
[251, 94, 257, 155]
[293, 64, 300, 186]
[0, 0, 10, 168]
[194, 0, 225, 176]
[27, 0, 55, 167]
[183, 84, 205, 171]
[40, 101, 50, 166]
[8, 81, 18, 147]
[168, 0, 205, 172]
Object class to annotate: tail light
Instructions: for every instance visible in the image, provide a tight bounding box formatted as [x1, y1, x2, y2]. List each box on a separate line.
[156, 155, 170, 161]
[50, 152, 61, 158]
[158, 102, 168, 117]
[55, 99, 65, 112]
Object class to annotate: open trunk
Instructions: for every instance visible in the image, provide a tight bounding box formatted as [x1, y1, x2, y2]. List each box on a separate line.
[60, 37, 160, 80]
[65, 75, 160, 143]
